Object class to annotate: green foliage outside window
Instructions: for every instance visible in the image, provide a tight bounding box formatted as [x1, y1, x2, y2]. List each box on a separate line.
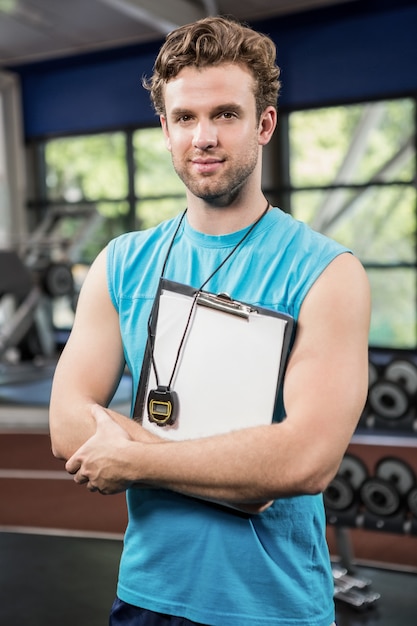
[44, 128, 185, 261]
[40, 99, 416, 347]
[133, 127, 185, 228]
[45, 133, 128, 201]
[289, 99, 416, 348]
[133, 128, 184, 197]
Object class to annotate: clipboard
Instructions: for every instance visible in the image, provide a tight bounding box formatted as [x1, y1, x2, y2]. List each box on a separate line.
[133, 279, 294, 441]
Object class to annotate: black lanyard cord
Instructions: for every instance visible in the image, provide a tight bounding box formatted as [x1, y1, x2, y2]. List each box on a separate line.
[149, 200, 270, 391]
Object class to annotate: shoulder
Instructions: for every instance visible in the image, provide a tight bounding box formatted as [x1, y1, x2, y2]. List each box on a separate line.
[107, 228, 154, 265]
[105, 213, 186, 303]
[265, 209, 353, 316]
[315, 252, 369, 297]
[268, 208, 349, 268]
[301, 252, 371, 332]
[107, 213, 185, 267]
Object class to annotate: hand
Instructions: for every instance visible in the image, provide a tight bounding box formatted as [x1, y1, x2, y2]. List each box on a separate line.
[65, 404, 135, 495]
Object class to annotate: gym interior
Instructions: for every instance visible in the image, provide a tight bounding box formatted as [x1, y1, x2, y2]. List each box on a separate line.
[0, 1, 416, 624]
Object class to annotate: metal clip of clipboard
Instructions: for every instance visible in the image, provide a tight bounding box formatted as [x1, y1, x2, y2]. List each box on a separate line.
[196, 292, 255, 319]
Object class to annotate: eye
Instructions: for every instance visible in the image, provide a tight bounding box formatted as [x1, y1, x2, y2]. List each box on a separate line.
[216, 110, 240, 122]
[177, 114, 193, 123]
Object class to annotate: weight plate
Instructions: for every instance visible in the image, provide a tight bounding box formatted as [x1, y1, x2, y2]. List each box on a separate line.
[376, 457, 416, 495]
[368, 381, 409, 420]
[407, 487, 417, 517]
[368, 361, 378, 387]
[360, 478, 401, 517]
[324, 476, 354, 511]
[385, 360, 417, 395]
[43, 263, 74, 297]
[339, 454, 368, 490]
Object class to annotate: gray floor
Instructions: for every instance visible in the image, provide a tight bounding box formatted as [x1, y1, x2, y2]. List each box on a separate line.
[0, 532, 121, 626]
[0, 531, 416, 626]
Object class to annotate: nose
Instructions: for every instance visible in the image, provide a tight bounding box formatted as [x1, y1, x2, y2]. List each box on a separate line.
[193, 120, 217, 150]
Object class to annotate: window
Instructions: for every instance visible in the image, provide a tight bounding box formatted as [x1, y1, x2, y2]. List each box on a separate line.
[31, 97, 417, 348]
[41, 127, 186, 264]
[133, 127, 186, 229]
[44, 132, 130, 263]
[287, 98, 416, 348]
[33, 126, 185, 329]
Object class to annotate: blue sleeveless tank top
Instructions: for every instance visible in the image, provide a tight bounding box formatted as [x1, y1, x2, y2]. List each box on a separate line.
[107, 207, 349, 625]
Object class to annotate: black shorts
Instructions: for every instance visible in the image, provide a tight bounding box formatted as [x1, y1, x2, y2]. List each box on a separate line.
[109, 597, 208, 626]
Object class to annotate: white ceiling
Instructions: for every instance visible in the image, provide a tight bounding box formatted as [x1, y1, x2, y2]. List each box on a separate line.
[0, 0, 359, 67]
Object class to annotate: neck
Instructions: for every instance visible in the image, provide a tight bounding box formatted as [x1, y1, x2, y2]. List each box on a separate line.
[185, 195, 270, 235]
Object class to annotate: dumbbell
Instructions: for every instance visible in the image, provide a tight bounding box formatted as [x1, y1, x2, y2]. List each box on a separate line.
[360, 457, 416, 531]
[324, 454, 368, 525]
[366, 360, 417, 431]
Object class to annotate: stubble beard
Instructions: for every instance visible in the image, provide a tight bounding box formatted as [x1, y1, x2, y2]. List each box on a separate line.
[171, 142, 259, 208]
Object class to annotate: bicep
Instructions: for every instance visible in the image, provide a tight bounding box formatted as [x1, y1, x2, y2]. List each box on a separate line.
[49, 248, 125, 457]
[282, 253, 371, 487]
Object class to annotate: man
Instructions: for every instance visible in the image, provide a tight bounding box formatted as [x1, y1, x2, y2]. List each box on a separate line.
[49, 16, 370, 626]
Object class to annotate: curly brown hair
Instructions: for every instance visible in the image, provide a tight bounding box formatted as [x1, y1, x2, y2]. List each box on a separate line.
[143, 16, 281, 120]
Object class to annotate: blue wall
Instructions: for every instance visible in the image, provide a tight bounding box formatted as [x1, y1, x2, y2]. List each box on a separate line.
[11, 1, 417, 140]
[13, 42, 162, 138]
[265, 2, 417, 109]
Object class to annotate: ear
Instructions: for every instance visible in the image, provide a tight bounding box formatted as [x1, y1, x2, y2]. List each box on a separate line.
[258, 106, 277, 147]
[160, 115, 172, 151]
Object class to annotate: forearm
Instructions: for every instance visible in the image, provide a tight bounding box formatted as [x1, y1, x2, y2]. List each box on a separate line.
[49, 397, 96, 460]
[65, 397, 362, 512]
[128, 420, 332, 504]
[50, 402, 158, 461]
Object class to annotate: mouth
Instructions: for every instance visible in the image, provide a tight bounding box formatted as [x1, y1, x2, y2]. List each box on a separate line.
[191, 157, 224, 175]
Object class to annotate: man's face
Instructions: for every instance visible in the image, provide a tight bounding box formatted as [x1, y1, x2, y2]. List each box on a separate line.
[160, 63, 263, 207]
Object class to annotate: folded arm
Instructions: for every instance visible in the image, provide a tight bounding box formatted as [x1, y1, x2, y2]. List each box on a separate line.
[52, 250, 371, 511]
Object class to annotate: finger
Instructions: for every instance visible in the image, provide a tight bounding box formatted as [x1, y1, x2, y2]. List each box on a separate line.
[65, 454, 79, 475]
[75, 474, 89, 485]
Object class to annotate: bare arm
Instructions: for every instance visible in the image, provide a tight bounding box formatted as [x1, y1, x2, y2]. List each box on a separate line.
[65, 253, 371, 507]
[49, 248, 155, 461]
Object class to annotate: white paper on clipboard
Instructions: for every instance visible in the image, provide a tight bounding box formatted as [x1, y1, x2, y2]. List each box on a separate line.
[133, 279, 294, 441]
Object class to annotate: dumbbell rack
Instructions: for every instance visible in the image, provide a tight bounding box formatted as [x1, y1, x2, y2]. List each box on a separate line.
[325, 349, 417, 610]
[326, 431, 417, 609]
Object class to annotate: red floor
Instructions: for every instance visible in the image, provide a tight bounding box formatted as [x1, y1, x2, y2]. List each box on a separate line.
[0, 432, 127, 534]
[1, 431, 417, 571]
